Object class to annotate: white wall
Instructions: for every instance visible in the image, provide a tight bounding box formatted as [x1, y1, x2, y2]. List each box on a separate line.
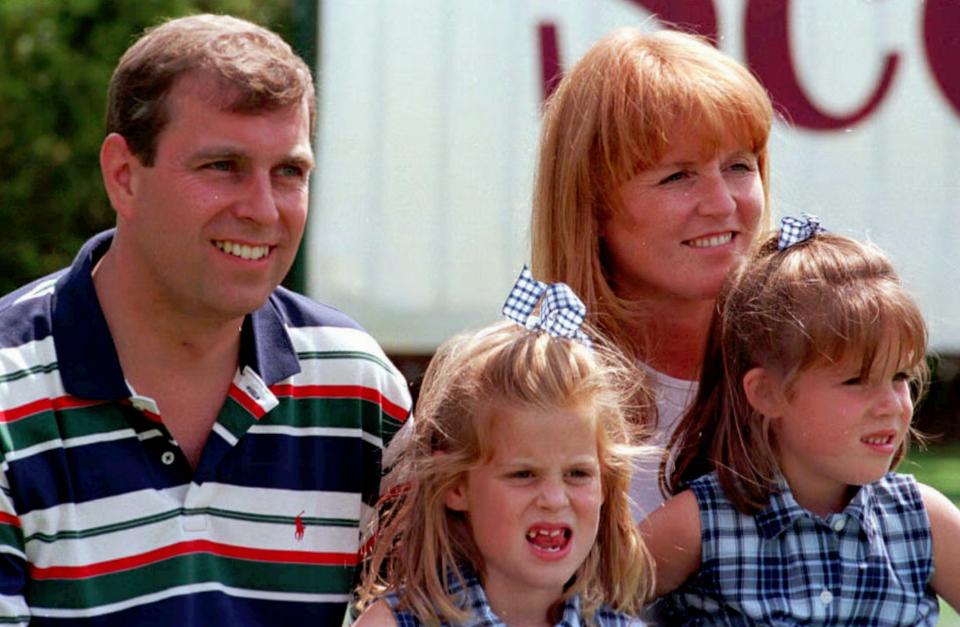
[307, 0, 960, 353]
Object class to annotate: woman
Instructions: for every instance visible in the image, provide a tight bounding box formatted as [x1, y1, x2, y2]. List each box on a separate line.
[530, 27, 774, 518]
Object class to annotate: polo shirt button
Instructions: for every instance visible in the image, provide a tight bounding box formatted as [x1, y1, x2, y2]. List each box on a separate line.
[832, 517, 846, 532]
[820, 589, 833, 605]
[161, 451, 176, 465]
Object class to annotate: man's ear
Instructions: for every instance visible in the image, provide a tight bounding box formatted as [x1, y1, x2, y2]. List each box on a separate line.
[99, 132, 139, 219]
[444, 479, 469, 512]
[743, 367, 785, 418]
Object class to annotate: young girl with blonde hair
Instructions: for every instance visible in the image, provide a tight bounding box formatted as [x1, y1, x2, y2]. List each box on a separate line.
[355, 269, 655, 626]
[642, 216, 960, 624]
[531, 27, 774, 517]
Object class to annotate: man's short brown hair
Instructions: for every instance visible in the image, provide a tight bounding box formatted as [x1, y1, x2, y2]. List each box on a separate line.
[105, 13, 315, 165]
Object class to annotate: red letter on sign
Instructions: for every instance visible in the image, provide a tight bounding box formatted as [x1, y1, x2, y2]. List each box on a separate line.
[538, 1, 717, 104]
[745, 0, 899, 130]
[622, 0, 718, 41]
[923, 0, 960, 116]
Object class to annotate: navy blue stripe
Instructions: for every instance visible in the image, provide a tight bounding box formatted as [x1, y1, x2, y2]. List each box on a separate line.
[28, 592, 346, 626]
[7, 437, 187, 514]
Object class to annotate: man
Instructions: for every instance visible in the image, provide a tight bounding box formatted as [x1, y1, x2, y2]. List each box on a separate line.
[0, 14, 410, 625]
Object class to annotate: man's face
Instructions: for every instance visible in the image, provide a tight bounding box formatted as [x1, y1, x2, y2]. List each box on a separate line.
[119, 73, 314, 322]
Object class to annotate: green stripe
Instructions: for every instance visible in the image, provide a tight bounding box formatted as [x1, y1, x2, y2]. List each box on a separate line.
[0, 361, 58, 384]
[0, 405, 134, 453]
[0, 520, 24, 550]
[0, 616, 29, 624]
[218, 398, 257, 441]
[296, 350, 394, 373]
[25, 507, 356, 544]
[265, 397, 393, 434]
[28, 556, 356, 609]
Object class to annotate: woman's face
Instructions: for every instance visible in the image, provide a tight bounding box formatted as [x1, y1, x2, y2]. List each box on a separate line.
[602, 125, 764, 305]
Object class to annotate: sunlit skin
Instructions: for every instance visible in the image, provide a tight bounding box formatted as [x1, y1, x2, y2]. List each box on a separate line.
[755, 348, 914, 516]
[445, 405, 603, 626]
[602, 124, 764, 377]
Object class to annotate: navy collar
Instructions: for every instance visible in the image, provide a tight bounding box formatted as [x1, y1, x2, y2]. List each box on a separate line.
[52, 229, 300, 400]
[755, 477, 877, 539]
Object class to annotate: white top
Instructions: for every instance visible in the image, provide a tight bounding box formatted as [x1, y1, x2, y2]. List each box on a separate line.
[629, 365, 698, 520]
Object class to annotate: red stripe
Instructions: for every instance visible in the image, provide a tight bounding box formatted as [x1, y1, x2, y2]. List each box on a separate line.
[228, 383, 267, 420]
[270, 384, 408, 422]
[0, 396, 103, 424]
[0, 512, 21, 528]
[29, 540, 357, 580]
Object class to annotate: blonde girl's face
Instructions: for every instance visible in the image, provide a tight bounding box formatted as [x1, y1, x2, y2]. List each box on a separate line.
[602, 123, 764, 306]
[751, 346, 914, 516]
[444, 404, 603, 613]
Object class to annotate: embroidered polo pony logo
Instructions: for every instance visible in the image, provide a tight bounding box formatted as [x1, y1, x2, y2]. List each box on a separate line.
[294, 511, 306, 541]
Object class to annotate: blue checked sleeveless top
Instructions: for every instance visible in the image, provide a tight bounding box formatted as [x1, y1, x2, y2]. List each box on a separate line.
[383, 565, 643, 626]
[657, 472, 938, 626]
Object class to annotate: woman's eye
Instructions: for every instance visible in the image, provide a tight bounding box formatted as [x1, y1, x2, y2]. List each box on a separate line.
[508, 470, 533, 479]
[658, 171, 687, 185]
[842, 376, 862, 386]
[893, 371, 911, 382]
[728, 161, 754, 172]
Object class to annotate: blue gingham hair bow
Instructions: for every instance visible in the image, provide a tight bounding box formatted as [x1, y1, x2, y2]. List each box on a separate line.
[501, 266, 591, 347]
[778, 213, 826, 250]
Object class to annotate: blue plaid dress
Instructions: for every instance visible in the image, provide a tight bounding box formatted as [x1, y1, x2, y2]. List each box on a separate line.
[657, 472, 938, 625]
[383, 565, 644, 626]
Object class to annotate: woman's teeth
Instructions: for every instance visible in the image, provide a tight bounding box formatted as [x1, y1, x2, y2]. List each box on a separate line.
[687, 233, 733, 248]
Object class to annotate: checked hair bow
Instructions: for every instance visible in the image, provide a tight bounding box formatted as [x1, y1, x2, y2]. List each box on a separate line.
[778, 213, 827, 250]
[501, 266, 591, 347]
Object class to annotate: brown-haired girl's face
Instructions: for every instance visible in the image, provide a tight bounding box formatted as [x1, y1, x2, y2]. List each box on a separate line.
[443, 404, 602, 607]
[751, 345, 914, 516]
[602, 124, 763, 304]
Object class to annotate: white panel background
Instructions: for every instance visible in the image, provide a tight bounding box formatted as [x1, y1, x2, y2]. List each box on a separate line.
[307, 0, 960, 353]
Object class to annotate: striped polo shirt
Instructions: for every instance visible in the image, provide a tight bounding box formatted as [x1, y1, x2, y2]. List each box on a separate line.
[0, 230, 412, 625]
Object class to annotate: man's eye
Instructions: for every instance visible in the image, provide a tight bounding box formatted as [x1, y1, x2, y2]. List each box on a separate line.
[206, 161, 234, 172]
[277, 165, 304, 178]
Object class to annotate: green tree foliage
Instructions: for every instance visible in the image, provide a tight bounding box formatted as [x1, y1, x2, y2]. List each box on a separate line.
[0, 0, 298, 294]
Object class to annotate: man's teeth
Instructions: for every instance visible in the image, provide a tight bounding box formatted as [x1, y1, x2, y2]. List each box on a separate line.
[215, 241, 270, 260]
[687, 233, 733, 248]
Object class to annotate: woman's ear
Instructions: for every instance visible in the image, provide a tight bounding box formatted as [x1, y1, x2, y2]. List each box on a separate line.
[743, 367, 785, 418]
[444, 479, 469, 512]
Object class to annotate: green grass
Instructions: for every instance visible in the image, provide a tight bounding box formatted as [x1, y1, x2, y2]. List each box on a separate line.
[902, 444, 960, 625]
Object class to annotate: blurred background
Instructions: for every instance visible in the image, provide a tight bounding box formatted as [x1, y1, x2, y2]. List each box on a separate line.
[2, 0, 959, 619]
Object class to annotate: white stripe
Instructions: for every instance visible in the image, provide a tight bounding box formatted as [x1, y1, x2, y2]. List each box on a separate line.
[11, 278, 58, 306]
[137, 429, 165, 442]
[247, 424, 384, 449]
[0, 592, 29, 624]
[30, 581, 349, 618]
[0, 543, 26, 561]
[25, 485, 362, 567]
[4, 428, 138, 463]
[0, 337, 68, 411]
[212, 422, 238, 446]
[286, 325, 390, 361]
[283, 326, 411, 412]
